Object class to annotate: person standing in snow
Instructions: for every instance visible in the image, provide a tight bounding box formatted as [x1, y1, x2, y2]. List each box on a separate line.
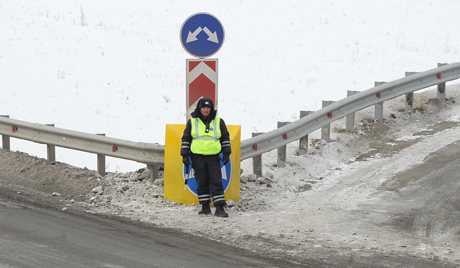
[181, 97, 231, 217]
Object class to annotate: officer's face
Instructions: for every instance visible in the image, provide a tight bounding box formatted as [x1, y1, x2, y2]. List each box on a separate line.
[200, 107, 211, 117]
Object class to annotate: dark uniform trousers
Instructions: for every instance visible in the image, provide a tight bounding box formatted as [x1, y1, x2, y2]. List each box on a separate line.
[191, 154, 226, 205]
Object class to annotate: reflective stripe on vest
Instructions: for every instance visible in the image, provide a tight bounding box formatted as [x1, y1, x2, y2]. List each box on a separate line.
[191, 117, 222, 155]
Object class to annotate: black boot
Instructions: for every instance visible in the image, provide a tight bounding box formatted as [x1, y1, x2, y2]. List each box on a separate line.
[214, 204, 229, 218]
[198, 204, 212, 215]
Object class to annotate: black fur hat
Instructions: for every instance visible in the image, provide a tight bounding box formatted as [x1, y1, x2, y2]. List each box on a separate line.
[198, 98, 214, 109]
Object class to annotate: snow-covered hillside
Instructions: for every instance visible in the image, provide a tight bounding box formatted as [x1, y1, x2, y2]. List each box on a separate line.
[1, 0, 459, 172]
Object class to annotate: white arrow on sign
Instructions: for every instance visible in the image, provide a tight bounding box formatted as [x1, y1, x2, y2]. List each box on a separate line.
[221, 165, 228, 180]
[186, 27, 202, 43]
[188, 61, 217, 83]
[203, 27, 219, 43]
[186, 26, 219, 44]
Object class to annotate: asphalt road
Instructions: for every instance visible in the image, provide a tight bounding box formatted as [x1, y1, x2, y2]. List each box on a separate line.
[1, 188, 457, 268]
[1, 140, 459, 267]
[0, 197, 307, 268]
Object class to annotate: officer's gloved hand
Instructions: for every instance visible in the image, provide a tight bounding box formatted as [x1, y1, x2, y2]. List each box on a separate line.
[182, 155, 190, 167]
[221, 153, 230, 165]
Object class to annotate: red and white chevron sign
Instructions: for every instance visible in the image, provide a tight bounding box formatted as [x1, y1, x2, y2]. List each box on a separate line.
[186, 59, 218, 120]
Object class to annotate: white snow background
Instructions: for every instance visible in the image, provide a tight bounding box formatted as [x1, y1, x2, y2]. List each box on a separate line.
[1, 0, 459, 172]
[3, 1, 460, 265]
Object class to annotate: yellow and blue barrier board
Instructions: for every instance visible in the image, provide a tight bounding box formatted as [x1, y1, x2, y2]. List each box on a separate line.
[164, 124, 241, 204]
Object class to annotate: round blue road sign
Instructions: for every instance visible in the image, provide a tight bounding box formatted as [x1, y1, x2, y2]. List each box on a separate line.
[183, 152, 232, 197]
[180, 12, 225, 58]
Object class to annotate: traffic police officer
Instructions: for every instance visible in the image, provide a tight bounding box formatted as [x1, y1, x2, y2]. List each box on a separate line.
[181, 98, 231, 217]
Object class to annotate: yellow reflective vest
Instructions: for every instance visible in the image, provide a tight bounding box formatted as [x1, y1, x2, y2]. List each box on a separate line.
[190, 116, 222, 155]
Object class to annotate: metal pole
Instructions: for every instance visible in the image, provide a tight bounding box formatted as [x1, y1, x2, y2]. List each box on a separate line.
[404, 72, 418, 113]
[252, 132, 263, 177]
[298, 111, 313, 155]
[277, 122, 289, 167]
[97, 133, 106, 177]
[374, 82, 386, 121]
[1, 115, 10, 151]
[437, 63, 448, 103]
[148, 164, 159, 182]
[46, 124, 56, 162]
[346, 91, 360, 131]
[321, 101, 335, 142]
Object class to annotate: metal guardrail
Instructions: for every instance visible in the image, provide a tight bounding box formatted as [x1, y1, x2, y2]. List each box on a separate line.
[1, 62, 459, 176]
[0, 116, 164, 178]
[240, 62, 460, 160]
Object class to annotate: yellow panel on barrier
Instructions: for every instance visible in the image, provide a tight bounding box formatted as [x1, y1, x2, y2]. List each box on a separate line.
[164, 124, 241, 204]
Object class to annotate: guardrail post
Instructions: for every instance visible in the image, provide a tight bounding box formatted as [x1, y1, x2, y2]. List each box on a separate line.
[252, 132, 263, 177]
[97, 133, 106, 177]
[277, 121, 290, 167]
[374, 82, 386, 121]
[298, 111, 313, 155]
[404, 72, 418, 113]
[321, 101, 335, 142]
[46, 124, 56, 162]
[346, 91, 360, 131]
[1, 115, 10, 151]
[405, 92, 414, 113]
[148, 164, 159, 182]
[437, 63, 447, 103]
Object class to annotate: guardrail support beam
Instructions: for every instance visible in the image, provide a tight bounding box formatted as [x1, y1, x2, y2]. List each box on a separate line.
[346, 91, 360, 131]
[1, 135, 10, 151]
[277, 122, 290, 167]
[46, 124, 56, 162]
[97, 154, 105, 177]
[375, 102, 384, 121]
[97, 134, 106, 177]
[252, 133, 263, 177]
[405, 92, 414, 113]
[321, 101, 335, 142]
[298, 111, 313, 155]
[374, 82, 386, 121]
[1, 115, 10, 151]
[147, 164, 159, 182]
[405, 72, 419, 113]
[437, 63, 448, 103]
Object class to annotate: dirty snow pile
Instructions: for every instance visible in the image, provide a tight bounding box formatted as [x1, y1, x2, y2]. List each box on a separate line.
[85, 86, 460, 264]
